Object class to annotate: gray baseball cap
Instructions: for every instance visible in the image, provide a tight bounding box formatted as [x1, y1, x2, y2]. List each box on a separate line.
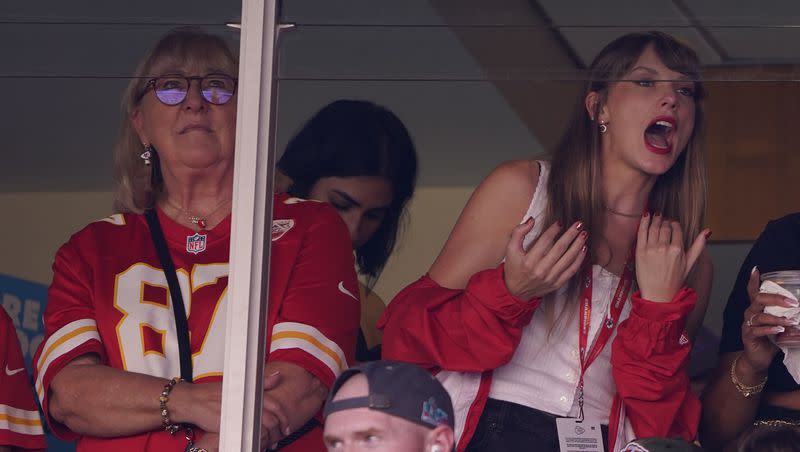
[323, 360, 455, 430]
[621, 438, 706, 452]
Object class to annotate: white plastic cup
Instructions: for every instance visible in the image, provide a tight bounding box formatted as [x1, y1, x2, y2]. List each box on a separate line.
[761, 271, 800, 346]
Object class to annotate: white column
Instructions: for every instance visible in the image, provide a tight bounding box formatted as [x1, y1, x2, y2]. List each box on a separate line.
[220, 0, 279, 450]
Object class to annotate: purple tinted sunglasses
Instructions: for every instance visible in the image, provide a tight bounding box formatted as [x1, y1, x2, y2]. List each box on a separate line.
[140, 74, 237, 106]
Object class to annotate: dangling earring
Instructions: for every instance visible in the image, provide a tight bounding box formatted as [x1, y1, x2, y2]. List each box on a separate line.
[599, 121, 608, 134]
[140, 144, 152, 165]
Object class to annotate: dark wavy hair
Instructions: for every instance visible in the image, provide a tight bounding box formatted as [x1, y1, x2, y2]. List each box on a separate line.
[278, 100, 418, 286]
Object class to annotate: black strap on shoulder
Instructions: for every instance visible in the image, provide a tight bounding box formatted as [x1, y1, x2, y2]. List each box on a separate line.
[269, 418, 320, 451]
[145, 208, 194, 382]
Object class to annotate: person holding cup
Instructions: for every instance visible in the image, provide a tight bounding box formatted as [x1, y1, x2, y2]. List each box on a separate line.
[701, 213, 800, 450]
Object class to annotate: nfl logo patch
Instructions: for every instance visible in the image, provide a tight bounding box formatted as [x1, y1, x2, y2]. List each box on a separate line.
[186, 233, 207, 254]
[272, 219, 294, 242]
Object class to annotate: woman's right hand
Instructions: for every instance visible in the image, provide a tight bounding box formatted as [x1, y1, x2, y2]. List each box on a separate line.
[740, 267, 798, 373]
[503, 218, 588, 300]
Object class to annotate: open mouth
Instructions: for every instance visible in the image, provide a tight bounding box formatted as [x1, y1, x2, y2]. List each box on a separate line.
[644, 117, 676, 154]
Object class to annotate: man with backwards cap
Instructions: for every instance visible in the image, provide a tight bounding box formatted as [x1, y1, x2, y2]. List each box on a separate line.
[323, 360, 455, 452]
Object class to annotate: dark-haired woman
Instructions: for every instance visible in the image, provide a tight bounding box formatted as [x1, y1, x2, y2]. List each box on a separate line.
[277, 99, 418, 361]
[701, 213, 800, 451]
[380, 31, 712, 451]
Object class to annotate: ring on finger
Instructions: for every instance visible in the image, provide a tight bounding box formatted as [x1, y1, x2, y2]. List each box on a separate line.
[747, 313, 758, 328]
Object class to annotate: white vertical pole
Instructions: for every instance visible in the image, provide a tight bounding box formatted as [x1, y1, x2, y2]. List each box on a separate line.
[220, 0, 279, 450]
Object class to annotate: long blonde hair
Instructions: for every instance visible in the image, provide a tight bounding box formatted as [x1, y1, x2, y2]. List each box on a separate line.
[546, 31, 707, 309]
[113, 27, 238, 213]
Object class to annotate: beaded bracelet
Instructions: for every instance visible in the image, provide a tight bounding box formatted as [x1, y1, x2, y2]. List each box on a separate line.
[730, 354, 767, 398]
[159, 377, 184, 434]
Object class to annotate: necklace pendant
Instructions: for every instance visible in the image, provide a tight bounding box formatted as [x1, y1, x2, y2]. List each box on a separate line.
[188, 216, 207, 229]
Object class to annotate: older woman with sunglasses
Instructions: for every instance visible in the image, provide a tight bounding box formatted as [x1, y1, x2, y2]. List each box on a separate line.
[32, 28, 360, 452]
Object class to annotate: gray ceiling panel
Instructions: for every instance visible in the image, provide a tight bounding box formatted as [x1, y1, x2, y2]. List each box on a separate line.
[682, 0, 800, 26]
[278, 26, 485, 80]
[708, 28, 800, 62]
[0, 24, 237, 77]
[281, 0, 447, 25]
[560, 27, 723, 66]
[282, 0, 537, 26]
[0, 0, 240, 24]
[537, 0, 690, 26]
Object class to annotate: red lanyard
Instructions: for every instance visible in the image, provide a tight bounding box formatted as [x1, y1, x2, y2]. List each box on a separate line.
[576, 247, 635, 421]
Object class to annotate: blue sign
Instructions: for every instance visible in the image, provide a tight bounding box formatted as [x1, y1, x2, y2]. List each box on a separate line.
[1, 273, 75, 452]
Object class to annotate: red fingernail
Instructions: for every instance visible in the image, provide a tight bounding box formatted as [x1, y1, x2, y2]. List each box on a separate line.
[526, 217, 534, 225]
[580, 230, 588, 239]
[705, 230, 712, 239]
[655, 212, 662, 217]
[575, 221, 583, 230]
[581, 245, 588, 253]
[642, 211, 650, 218]
[751, 265, 758, 275]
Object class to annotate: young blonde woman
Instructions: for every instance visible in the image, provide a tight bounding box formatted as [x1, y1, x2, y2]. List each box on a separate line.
[380, 31, 713, 451]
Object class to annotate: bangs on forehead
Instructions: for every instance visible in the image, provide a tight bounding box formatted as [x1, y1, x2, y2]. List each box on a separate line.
[591, 32, 702, 87]
[144, 31, 237, 78]
[649, 39, 701, 78]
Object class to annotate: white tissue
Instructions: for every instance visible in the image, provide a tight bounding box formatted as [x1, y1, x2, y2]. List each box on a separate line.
[762, 281, 800, 319]
[760, 280, 800, 384]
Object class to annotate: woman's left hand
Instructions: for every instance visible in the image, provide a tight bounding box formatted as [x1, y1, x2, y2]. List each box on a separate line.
[635, 212, 709, 303]
[260, 371, 290, 450]
[193, 432, 220, 452]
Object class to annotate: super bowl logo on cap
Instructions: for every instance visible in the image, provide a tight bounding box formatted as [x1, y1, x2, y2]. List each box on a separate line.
[421, 397, 449, 427]
[621, 441, 649, 452]
[186, 233, 207, 254]
[272, 219, 295, 242]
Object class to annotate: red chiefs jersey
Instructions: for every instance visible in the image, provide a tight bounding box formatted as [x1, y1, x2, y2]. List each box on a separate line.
[0, 308, 46, 450]
[33, 193, 360, 451]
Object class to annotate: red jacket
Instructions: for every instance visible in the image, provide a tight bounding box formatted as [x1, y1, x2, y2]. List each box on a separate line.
[379, 263, 700, 451]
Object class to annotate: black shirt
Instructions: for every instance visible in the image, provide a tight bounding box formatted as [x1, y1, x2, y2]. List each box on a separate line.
[718, 213, 800, 418]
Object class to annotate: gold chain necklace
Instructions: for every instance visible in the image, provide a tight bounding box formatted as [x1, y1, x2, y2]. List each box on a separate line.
[163, 198, 231, 230]
[603, 204, 642, 218]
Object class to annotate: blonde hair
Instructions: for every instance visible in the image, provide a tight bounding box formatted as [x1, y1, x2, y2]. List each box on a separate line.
[545, 31, 707, 311]
[113, 27, 238, 213]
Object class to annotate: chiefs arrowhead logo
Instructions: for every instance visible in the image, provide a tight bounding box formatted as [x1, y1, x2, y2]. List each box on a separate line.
[272, 219, 295, 242]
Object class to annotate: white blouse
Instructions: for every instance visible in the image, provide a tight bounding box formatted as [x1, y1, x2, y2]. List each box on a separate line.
[488, 161, 633, 423]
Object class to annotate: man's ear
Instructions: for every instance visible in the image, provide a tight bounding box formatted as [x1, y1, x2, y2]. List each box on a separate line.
[425, 425, 455, 452]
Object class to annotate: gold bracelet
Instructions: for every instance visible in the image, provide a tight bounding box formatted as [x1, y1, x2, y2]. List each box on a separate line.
[159, 377, 184, 434]
[754, 419, 800, 427]
[730, 354, 767, 398]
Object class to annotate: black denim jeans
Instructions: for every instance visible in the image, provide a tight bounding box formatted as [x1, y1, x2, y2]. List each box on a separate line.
[464, 398, 609, 452]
